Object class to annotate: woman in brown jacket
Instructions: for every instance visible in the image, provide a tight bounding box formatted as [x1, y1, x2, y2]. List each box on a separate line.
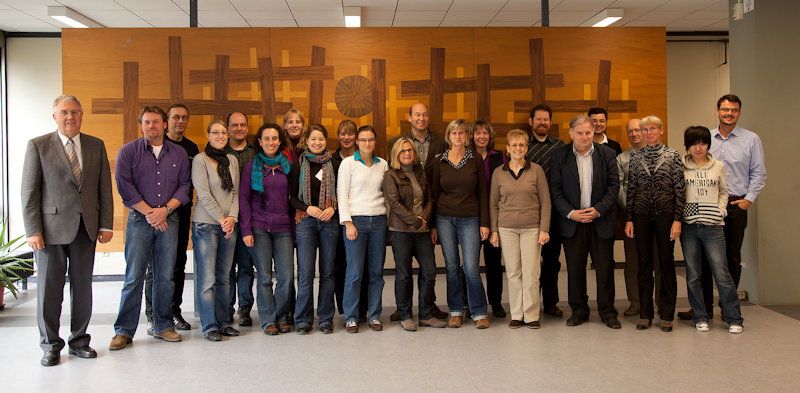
[383, 137, 447, 331]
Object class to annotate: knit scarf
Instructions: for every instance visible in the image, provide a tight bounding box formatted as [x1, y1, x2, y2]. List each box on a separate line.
[204, 144, 234, 193]
[295, 149, 336, 223]
[251, 151, 291, 209]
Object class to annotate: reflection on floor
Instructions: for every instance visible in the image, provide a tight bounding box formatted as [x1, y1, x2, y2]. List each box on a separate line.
[1, 269, 798, 392]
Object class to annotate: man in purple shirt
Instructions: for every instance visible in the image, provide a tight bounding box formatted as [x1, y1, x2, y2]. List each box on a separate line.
[109, 106, 191, 350]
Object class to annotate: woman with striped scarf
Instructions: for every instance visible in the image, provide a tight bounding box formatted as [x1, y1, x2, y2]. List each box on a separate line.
[290, 124, 341, 335]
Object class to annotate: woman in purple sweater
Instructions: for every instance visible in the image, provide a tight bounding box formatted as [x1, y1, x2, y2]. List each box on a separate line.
[239, 123, 294, 335]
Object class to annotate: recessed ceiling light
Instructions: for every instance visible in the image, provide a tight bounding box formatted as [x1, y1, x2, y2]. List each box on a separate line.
[580, 9, 624, 28]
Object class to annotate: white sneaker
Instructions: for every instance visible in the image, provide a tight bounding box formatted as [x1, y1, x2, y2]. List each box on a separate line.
[695, 322, 710, 332]
[729, 325, 743, 334]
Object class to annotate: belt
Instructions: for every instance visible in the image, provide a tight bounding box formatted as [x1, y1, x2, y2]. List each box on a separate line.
[729, 195, 744, 202]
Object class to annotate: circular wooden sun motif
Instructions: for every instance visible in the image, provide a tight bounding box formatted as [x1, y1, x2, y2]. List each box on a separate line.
[335, 75, 373, 118]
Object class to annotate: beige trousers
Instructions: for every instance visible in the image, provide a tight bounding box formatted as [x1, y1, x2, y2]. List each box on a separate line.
[499, 227, 542, 323]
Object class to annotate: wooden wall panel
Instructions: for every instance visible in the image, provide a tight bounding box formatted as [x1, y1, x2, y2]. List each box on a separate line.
[62, 27, 665, 252]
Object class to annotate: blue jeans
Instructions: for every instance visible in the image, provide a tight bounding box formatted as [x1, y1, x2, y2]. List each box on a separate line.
[343, 215, 387, 323]
[390, 231, 437, 320]
[436, 215, 488, 319]
[114, 210, 179, 337]
[229, 225, 255, 311]
[681, 223, 743, 326]
[246, 229, 294, 329]
[295, 216, 341, 328]
[192, 222, 237, 334]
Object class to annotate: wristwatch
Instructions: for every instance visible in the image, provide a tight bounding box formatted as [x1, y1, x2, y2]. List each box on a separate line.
[165, 205, 174, 214]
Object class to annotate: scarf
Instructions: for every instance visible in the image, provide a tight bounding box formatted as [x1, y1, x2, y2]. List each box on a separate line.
[251, 151, 291, 209]
[295, 148, 336, 223]
[204, 144, 233, 193]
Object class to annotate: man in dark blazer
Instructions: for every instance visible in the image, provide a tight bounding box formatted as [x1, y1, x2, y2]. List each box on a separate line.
[549, 114, 620, 329]
[21, 95, 114, 366]
[588, 107, 622, 156]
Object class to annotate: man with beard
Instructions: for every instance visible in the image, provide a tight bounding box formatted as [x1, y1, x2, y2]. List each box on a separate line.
[588, 107, 622, 156]
[525, 104, 566, 317]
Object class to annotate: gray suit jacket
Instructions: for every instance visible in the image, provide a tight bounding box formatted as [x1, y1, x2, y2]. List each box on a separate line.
[21, 131, 113, 244]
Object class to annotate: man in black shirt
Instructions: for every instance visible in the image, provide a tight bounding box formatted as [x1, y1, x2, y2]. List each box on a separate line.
[588, 107, 622, 156]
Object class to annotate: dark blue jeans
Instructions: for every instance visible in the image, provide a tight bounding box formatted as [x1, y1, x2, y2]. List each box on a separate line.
[681, 223, 743, 326]
[436, 214, 488, 319]
[343, 215, 387, 323]
[295, 216, 341, 328]
[247, 229, 294, 329]
[228, 225, 255, 311]
[390, 231, 437, 320]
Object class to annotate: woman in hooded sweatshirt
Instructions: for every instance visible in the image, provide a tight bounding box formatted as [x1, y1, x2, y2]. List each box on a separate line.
[680, 126, 743, 334]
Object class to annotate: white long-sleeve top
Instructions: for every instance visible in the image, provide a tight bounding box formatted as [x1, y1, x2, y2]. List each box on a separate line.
[337, 152, 389, 223]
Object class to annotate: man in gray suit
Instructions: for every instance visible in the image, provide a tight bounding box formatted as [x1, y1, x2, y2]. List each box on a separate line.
[21, 95, 114, 367]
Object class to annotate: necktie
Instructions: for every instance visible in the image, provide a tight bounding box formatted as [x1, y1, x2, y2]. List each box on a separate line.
[67, 138, 82, 186]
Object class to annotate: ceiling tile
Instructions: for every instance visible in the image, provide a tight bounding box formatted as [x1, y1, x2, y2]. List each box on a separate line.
[449, 0, 508, 12]
[132, 10, 189, 20]
[443, 11, 497, 22]
[493, 11, 541, 22]
[548, 11, 597, 26]
[295, 19, 345, 27]
[172, 0, 236, 11]
[0, 4, 10, 10]
[501, 0, 563, 12]
[286, 0, 343, 11]
[99, 19, 153, 27]
[344, 0, 398, 11]
[622, 20, 669, 27]
[0, 10, 35, 19]
[685, 10, 727, 20]
[113, 0, 182, 11]
[197, 19, 250, 27]
[635, 10, 690, 21]
[392, 19, 442, 26]
[440, 20, 488, 27]
[394, 10, 447, 21]
[698, 19, 728, 30]
[487, 21, 536, 27]
[362, 10, 395, 20]
[78, 10, 142, 21]
[362, 19, 393, 26]
[604, 0, 667, 6]
[703, 1, 730, 11]
[666, 19, 719, 28]
[197, 11, 245, 20]
[14, 9, 51, 19]
[292, 10, 343, 19]
[0, 23, 18, 31]
[0, 18, 57, 29]
[246, 19, 298, 27]
[397, 0, 454, 11]
[56, 0, 126, 11]
[148, 20, 193, 27]
[229, 0, 291, 11]
[553, 0, 615, 12]
[656, 0, 719, 11]
[0, 0, 56, 7]
[237, 11, 294, 19]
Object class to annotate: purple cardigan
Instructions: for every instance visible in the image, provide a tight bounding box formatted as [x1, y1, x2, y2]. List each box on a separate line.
[239, 161, 292, 237]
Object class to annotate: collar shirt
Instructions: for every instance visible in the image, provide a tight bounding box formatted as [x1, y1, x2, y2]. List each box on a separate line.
[709, 125, 767, 202]
[57, 131, 82, 169]
[406, 129, 431, 169]
[115, 137, 192, 209]
[573, 143, 595, 211]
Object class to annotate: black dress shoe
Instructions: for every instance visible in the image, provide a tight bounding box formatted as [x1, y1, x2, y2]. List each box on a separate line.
[544, 306, 564, 317]
[173, 314, 191, 330]
[677, 309, 694, 320]
[228, 308, 235, 324]
[603, 317, 622, 329]
[432, 307, 449, 320]
[238, 307, 252, 326]
[41, 351, 60, 367]
[205, 330, 222, 342]
[492, 304, 507, 318]
[297, 325, 312, 335]
[68, 345, 98, 358]
[566, 315, 587, 326]
[219, 326, 240, 336]
[320, 325, 334, 334]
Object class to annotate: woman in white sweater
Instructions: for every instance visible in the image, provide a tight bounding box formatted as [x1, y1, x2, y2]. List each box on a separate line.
[192, 120, 241, 342]
[681, 126, 743, 334]
[337, 125, 389, 333]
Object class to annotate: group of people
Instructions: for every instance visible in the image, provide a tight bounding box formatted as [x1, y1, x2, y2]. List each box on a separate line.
[22, 93, 765, 367]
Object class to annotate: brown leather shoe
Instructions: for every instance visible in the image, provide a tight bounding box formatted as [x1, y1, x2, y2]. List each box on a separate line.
[109, 335, 132, 351]
[278, 324, 290, 333]
[419, 318, 447, 328]
[154, 329, 182, 342]
[623, 305, 640, 317]
[264, 325, 279, 336]
[369, 320, 383, 331]
[544, 306, 564, 317]
[636, 319, 652, 330]
[476, 319, 490, 329]
[508, 319, 524, 329]
[390, 311, 401, 321]
[432, 307, 449, 319]
[661, 320, 673, 332]
[448, 316, 462, 328]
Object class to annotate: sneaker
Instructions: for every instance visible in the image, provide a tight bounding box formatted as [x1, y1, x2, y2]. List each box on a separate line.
[369, 320, 383, 331]
[729, 325, 743, 334]
[476, 319, 489, 329]
[346, 321, 358, 333]
[448, 316, 462, 328]
[173, 313, 191, 330]
[146, 319, 154, 336]
[696, 322, 710, 332]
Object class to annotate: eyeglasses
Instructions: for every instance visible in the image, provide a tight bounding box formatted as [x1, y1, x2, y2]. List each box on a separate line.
[507, 143, 527, 149]
[170, 115, 190, 121]
[399, 148, 414, 155]
[209, 131, 228, 136]
[641, 127, 661, 133]
[357, 138, 376, 143]
[57, 110, 82, 117]
[719, 108, 740, 113]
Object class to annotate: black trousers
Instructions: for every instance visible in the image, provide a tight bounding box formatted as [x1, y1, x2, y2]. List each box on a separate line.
[563, 223, 617, 320]
[145, 203, 191, 318]
[700, 202, 747, 308]
[633, 213, 677, 321]
[482, 238, 504, 306]
[540, 232, 562, 310]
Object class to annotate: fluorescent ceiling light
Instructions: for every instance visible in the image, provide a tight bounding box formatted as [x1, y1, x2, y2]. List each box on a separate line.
[48, 6, 104, 28]
[344, 7, 361, 28]
[580, 8, 623, 27]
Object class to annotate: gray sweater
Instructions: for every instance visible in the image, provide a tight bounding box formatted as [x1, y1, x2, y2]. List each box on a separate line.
[192, 153, 240, 225]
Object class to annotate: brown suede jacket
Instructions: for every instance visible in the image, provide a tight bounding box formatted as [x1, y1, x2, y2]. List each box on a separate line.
[382, 165, 434, 232]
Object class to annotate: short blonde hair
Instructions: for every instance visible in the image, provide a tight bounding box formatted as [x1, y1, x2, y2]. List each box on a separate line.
[444, 119, 471, 149]
[389, 137, 420, 170]
[640, 115, 663, 129]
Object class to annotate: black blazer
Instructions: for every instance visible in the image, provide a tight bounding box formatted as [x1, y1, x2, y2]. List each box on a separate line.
[605, 138, 623, 157]
[548, 142, 620, 239]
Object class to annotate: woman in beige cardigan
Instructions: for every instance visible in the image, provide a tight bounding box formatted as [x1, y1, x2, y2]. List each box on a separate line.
[489, 129, 551, 329]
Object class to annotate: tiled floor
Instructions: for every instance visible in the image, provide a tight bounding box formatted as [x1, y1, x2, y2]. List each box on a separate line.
[2, 269, 799, 392]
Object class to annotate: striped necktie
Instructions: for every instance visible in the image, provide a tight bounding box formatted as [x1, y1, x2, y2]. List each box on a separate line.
[66, 138, 82, 186]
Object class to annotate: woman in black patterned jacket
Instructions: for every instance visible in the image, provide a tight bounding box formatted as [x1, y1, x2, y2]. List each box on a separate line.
[624, 115, 685, 333]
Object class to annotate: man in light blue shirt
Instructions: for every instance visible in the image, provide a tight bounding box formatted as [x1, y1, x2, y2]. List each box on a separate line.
[678, 94, 767, 321]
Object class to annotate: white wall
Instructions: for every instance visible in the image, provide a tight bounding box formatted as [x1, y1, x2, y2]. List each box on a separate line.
[7, 37, 62, 242]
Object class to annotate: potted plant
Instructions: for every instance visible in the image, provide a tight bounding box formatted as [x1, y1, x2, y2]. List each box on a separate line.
[1, 219, 34, 310]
